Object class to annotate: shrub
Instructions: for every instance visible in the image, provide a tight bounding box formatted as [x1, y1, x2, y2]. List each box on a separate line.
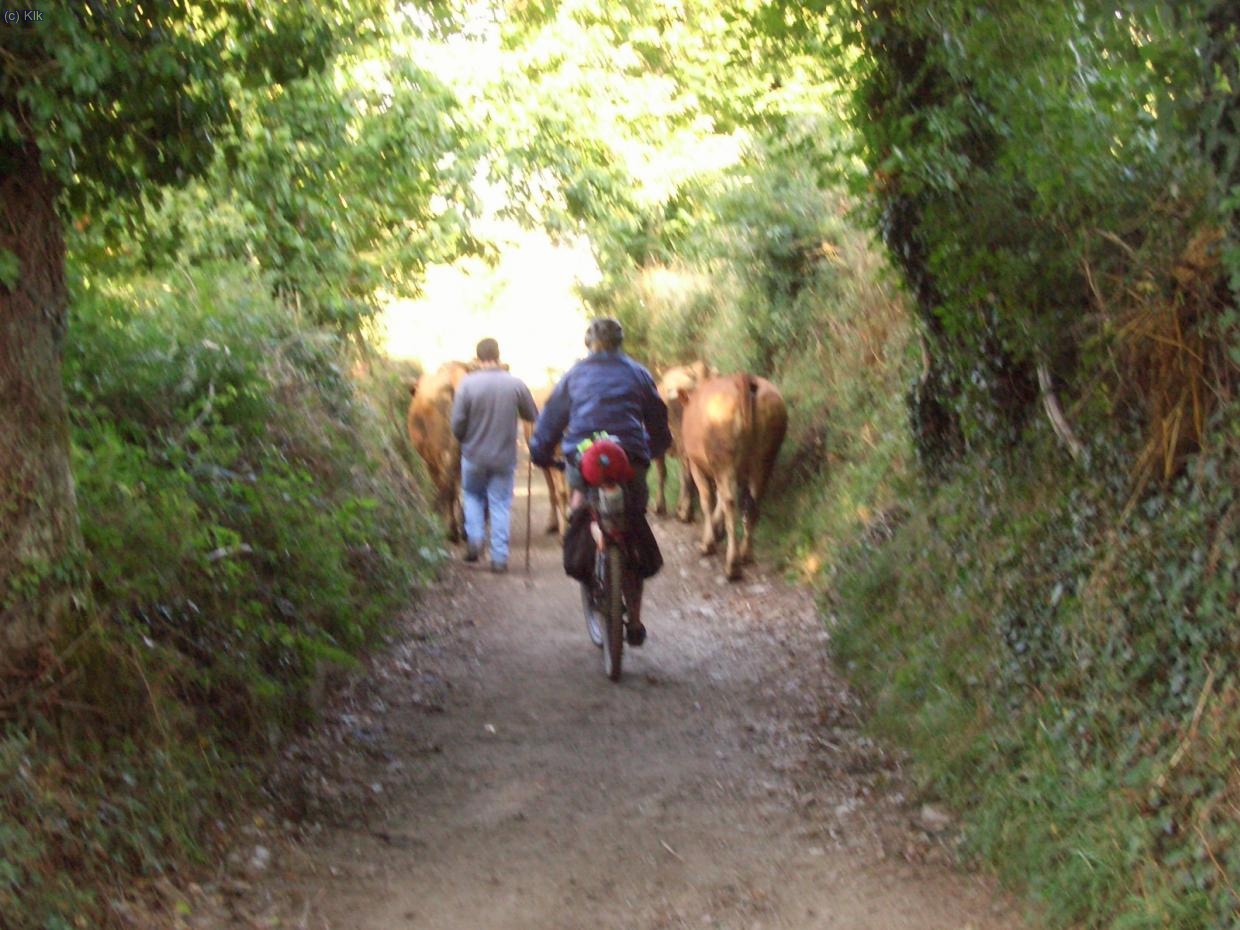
[829, 422, 1240, 928]
[1, 261, 441, 929]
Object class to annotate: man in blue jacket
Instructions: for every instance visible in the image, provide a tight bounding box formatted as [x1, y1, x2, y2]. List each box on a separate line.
[529, 318, 672, 644]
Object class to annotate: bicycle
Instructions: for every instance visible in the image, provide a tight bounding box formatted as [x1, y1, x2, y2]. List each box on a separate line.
[579, 479, 631, 682]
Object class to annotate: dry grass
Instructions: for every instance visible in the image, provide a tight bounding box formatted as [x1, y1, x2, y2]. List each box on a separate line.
[1088, 223, 1237, 489]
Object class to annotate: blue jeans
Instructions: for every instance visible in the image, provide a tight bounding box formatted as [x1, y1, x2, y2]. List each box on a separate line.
[461, 458, 516, 565]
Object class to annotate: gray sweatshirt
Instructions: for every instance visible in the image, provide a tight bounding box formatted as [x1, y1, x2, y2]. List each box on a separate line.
[450, 367, 538, 471]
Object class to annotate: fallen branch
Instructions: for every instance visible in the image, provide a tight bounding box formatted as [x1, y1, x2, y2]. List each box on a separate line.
[1036, 362, 1086, 464]
[1096, 228, 1140, 259]
[1155, 664, 1215, 790]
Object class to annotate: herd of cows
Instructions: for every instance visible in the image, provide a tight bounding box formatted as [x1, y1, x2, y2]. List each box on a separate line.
[406, 359, 787, 581]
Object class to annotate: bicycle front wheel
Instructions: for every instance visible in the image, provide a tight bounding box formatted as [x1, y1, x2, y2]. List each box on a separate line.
[581, 581, 603, 648]
[601, 544, 624, 681]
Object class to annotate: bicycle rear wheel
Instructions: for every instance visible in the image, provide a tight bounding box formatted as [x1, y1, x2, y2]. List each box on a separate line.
[601, 544, 624, 681]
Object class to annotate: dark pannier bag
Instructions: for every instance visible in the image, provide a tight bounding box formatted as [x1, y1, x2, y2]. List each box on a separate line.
[626, 512, 663, 579]
[562, 506, 595, 582]
[561, 507, 663, 581]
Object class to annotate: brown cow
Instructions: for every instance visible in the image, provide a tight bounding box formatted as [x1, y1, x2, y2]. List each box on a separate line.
[531, 384, 570, 536]
[523, 422, 569, 536]
[543, 451, 570, 536]
[410, 366, 567, 543]
[653, 361, 716, 520]
[677, 374, 787, 580]
[407, 361, 471, 542]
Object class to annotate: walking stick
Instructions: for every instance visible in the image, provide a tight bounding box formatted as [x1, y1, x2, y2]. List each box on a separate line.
[524, 458, 533, 575]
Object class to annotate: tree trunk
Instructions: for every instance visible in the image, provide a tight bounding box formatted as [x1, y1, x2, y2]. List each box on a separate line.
[0, 144, 82, 661]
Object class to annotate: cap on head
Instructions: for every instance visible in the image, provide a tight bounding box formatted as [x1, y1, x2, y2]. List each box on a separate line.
[585, 317, 623, 351]
[476, 338, 500, 362]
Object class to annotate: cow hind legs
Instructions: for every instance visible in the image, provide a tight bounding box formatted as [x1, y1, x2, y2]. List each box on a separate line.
[541, 467, 569, 535]
[445, 495, 464, 544]
[699, 470, 740, 580]
[694, 467, 742, 578]
[676, 495, 696, 524]
[675, 460, 696, 523]
[739, 489, 758, 564]
[543, 494, 561, 534]
[719, 480, 741, 580]
[653, 457, 668, 516]
[692, 464, 717, 556]
[710, 494, 726, 541]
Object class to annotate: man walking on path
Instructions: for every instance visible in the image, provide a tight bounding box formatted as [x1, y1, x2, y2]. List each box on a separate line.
[451, 338, 539, 573]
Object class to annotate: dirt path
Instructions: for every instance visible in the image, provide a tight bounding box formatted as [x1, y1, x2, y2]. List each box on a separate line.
[199, 478, 1032, 930]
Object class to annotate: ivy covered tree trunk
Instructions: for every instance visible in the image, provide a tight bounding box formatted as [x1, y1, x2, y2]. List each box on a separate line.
[858, 1, 1039, 466]
[880, 193, 965, 472]
[861, 13, 968, 471]
[1202, 3, 1240, 299]
[0, 145, 82, 658]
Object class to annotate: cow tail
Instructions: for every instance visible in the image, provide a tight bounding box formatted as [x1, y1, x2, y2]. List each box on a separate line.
[741, 375, 759, 520]
[735, 374, 757, 432]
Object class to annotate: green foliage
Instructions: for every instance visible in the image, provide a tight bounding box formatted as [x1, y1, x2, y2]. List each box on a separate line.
[1175, 3, 1240, 287]
[0, 726, 240, 927]
[580, 120, 918, 583]
[676, 5, 1240, 927]
[4, 4, 477, 925]
[0, 248, 19, 290]
[493, 0, 841, 259]
[142, 37, 480, 329]
[828, 429, 1240, 928]
[65, 263, 440, 738]
[585, 140, 860, 369]
[0, 262, 442, 929]
[0, 1, 383, 210]
[66, 15, 484, 333]
[6, 3, 1238, 929]
[796, 0, 1237, 460]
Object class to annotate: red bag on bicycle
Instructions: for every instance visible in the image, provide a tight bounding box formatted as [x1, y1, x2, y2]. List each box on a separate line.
[579, 439, 635, 486]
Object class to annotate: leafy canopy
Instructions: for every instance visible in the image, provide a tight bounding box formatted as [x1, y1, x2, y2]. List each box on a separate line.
[1, 2, 384, 209]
